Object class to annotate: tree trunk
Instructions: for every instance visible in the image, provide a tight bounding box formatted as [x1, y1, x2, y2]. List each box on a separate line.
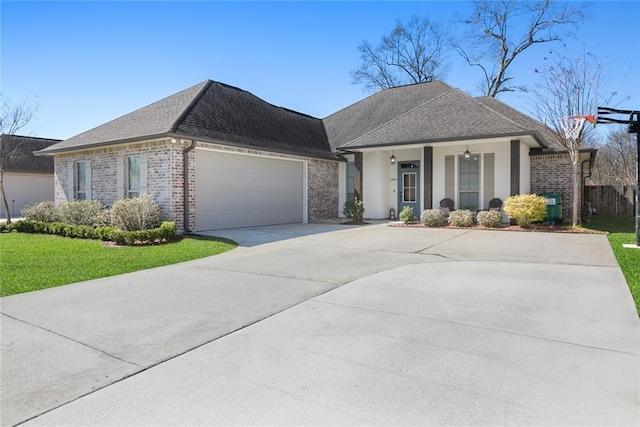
[0, 171, 11, 224]
[572, 158, 581, 226]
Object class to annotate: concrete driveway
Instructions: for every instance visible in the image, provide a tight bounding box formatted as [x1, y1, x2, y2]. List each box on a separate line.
[1, 224, 638, 425]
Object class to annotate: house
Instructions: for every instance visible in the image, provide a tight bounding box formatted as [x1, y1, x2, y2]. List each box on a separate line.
[37, 80, 594, 231]
[1, 135, 61, 218]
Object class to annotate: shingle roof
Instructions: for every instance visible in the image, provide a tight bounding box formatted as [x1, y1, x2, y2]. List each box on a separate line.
[1, 135, 60, 174]
[473, 96, 563, 150]
[39, 80, 335, 160]
[324, 81, 555, 150]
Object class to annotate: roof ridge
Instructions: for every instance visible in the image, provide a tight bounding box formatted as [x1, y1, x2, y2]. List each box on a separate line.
[340, 85, 455, 148]
[169, 80, 213, 133]
[1, 134, 62, 142]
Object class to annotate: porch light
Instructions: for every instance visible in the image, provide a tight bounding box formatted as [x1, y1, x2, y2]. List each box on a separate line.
[463, 146, 471, 161]
[390, 152, 396, 165]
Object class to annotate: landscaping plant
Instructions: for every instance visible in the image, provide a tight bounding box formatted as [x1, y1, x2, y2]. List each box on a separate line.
[110, 194, 162, 231]
[55, 200, 105, 226]
[21, 201, 58, 222]
[503, 194, 546, 227]
[448, 209, 474, 227]
[399, 205, 415, 223]
[476, 210, 503, 227]
[343, 198, 365, 223]
[420, 209, 445, 227]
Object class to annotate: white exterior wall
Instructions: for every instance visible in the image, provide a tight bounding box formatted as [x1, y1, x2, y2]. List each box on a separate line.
[0, 173, 54, 218]
[337, 160, 347, 217]
[431, 141, 513, 209]
[362, 151, 390, 219]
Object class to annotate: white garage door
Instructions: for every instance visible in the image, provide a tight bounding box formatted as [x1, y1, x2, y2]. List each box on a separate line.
[195, 150, 304, 231]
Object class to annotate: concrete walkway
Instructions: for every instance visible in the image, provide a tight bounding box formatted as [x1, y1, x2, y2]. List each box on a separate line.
[1, 224, 638, 425]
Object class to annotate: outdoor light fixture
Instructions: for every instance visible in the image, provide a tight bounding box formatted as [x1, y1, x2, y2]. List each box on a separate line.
[390, 152, 396, 165]
[463, 146, 471, 161]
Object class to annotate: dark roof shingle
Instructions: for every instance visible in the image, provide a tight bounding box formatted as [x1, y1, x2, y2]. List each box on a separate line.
[39, 80, 335, 160]
[324, 81, 558, 150]
[1, 135, 60, 173]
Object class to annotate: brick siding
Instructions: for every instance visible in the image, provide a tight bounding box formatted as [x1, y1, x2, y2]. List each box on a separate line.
[53, 138, 178, 224]
[307, 159, 339, 221]
[530, 153, 581, 222]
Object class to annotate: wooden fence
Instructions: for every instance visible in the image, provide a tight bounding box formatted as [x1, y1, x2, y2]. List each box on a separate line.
[584, 185, 636, 216]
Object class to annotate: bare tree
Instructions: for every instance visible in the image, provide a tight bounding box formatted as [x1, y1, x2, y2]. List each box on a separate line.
[591, 129, 637, 186]
[454, 0, 586, 97]
[532, 52, 614, 226]
[351, 16, 450, 92]
[0, 95, 37, 223]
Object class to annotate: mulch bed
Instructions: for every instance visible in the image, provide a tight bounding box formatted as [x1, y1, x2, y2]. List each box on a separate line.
[389, 222, 606, 234]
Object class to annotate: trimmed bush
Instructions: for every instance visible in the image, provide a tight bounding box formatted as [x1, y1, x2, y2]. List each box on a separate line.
[503, 194, 546, 227]
[56, 200, 105, 226]
[420, 209, 445, 227]
[343, 198, 365, 223]
[22, 201, 58, 223]
[110, 194, 162, 231]
[476, 210, 503, 227]
[448, 209, 474, 227]
[399, 206, 415, 223]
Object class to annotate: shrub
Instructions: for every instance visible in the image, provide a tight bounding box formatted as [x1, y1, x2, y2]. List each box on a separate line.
[448, 209, 474, 227]
[399, 206, 415, 223]
[22, 201, 58, 223]
[110, 194, 162, 231]
[56, 200, 105, 226]
[476, 210, 503, 228]
[343, 198, 365, 223]
[420, 209, 445, 227]
[503, 194, 546, 227]
[0, 222, 7, 232]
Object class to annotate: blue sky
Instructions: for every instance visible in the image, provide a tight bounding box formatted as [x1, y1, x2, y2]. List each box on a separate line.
[2, 1, 639, 140]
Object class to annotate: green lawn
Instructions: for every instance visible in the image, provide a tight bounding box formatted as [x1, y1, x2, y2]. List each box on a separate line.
[583, 216, 639, 316]
[0, 233, 237, 297]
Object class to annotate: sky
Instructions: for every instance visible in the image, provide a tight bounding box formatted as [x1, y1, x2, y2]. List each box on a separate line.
[2, 1, 639, 141]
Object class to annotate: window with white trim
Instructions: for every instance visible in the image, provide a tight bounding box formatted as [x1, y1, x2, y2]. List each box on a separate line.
[346, 160, 355, 202]
[458, 154, 480, 210]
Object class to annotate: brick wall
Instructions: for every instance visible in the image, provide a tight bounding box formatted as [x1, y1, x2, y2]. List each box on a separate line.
[308, 159, 339, 221]
[53, 138, 176, 222]
[530, 153, 580, 222]
[54, 139, 339, 231]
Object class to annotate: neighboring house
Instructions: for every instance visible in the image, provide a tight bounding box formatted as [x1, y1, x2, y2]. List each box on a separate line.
[1, 135, 61, 218]
[37, 80, 594, 231]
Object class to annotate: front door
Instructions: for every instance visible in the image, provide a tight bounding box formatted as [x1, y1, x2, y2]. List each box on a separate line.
[397, 161, 420, 216]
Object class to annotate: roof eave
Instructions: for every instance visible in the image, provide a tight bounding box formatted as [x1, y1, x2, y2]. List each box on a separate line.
[34, 133, 173, 156]
[336, 131, 543, 151]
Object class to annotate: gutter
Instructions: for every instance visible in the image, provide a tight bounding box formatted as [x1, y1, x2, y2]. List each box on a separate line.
[183, 140, 196, 233]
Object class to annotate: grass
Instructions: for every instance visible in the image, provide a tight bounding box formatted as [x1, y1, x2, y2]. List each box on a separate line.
[0, 233, 237, 297]
[582, 216, 639, 316]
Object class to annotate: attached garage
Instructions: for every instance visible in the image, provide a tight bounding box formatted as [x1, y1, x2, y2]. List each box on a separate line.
[195, 149, 305, 231]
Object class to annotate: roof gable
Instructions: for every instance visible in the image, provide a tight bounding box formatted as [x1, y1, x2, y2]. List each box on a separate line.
[39, 80, 335, 160]
[39, 81, 209, 154]
[324, 81, 553, 150]
[174, 81, 333, 159]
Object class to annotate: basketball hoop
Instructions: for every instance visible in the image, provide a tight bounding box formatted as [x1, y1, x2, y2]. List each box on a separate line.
[559, 115, 595, 140]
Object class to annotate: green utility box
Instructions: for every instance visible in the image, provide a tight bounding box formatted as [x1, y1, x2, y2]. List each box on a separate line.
[539, 192, 563, 224]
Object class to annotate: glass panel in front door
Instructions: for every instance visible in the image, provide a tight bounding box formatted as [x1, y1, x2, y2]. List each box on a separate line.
[403, 172, 417, 202]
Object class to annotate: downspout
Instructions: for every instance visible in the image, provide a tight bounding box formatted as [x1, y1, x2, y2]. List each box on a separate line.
[581, 156, 593, 221]
[183, 140, 196, 233]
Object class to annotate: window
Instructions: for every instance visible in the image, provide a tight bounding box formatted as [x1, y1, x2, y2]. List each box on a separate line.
[128, 156, 141, 198]
[402, 172, 417, 202]
[75, 161, 88, 200]
[459, 154, 480, 210]
[346, 160, 355, 202]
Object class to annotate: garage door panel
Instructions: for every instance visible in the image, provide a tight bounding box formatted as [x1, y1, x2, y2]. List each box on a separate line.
[195, 151, 304, 231]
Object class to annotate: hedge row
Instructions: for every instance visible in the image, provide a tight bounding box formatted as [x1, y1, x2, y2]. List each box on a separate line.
[0, 220, 177, 246]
